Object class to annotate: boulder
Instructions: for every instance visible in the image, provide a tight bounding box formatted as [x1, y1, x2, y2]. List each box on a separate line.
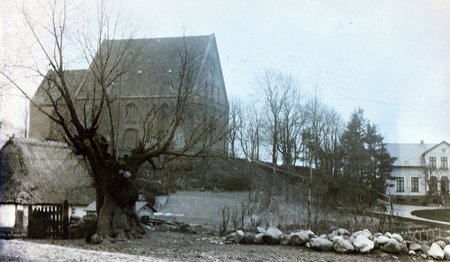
[280, 234, 290, 245]
[304, 230, 316, 238]
[257, 226, 266, 234]
[262, 234, 279, 245]
[373, 232, 383, 238]
[310, 237, 334, 251]
[421, 243, 430, 254]
[375, 235, 390, 245]
[266, 227, 282, 241]
[409, 243, 422, 252]
[443, 245, 450, 260]
[408, 250, 416, 256]
[234, 230, 245, 244]
[224, 232, 235, 242]
[400, 243, 409, 254]
[380, 238, 402, 254]
[337, 228, 350, 236]
[427, 242, 444, 260]
[331, 235, 344, 243]
[243, 232, 256, 244]
[353, 235, 374, 253]
[384, 232, 392, 238]
[435, 237, 450, 245]
[436, 240, 446, 249]
[334, 237, 355, 253]
[352, 229, 372, 240]
[289, 231, 310, 246]
[254, 233, 264, 244]
[390, 233, 403, 243]
[327, 232, 337, 240]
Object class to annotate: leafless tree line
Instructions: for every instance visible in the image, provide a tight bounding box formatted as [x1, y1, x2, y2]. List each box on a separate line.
[228, 69, 342, 176]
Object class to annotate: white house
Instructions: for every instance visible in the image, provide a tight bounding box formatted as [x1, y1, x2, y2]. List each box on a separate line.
[85, 200, 157, 219]
[386, 141, 450, 205]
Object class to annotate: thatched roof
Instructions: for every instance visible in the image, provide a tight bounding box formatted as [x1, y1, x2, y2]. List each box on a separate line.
[0, 138, 94, 205]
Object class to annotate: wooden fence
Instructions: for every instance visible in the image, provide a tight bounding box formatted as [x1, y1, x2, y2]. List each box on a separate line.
[28, 200, 69, 239]
[400, 227, 446, 241]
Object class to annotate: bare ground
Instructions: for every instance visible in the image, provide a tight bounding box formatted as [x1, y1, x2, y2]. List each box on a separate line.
[21, 231, 421, 262]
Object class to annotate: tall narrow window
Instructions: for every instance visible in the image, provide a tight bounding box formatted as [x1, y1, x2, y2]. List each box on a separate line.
[125, 103, 138, 124]
[430, 157, 437, 169]
[411, 177, 419, 192]
[396, 177, 404, 192]
[429, 176, 438, 194]
[441, 176, 449, 195]
[442, 157, 448, 169]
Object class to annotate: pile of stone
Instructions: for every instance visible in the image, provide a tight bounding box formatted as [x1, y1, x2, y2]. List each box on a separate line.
[224, 226, 450, 259]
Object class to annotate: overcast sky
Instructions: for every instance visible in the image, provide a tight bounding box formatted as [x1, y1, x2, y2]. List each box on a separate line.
[1, 0, 450, 144]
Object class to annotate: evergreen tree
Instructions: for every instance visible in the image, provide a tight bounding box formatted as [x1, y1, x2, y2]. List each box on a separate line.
[339, 108, 394, 208]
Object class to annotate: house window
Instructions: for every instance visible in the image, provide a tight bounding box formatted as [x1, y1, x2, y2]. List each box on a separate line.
[411, 177, 419, 192]
[430, 157, 437, 169]
[442, 157, 448, 169]
[396, 177, 404, 192]
[441, 176, 449, 195]
[429, 176, 438, 194]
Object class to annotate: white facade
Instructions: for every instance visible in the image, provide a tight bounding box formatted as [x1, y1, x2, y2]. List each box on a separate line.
[386, 141, 450, 204]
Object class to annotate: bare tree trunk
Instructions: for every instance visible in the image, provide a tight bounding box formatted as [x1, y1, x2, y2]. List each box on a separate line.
[95, 171, 144, 240]
[308, 159, 313, 229]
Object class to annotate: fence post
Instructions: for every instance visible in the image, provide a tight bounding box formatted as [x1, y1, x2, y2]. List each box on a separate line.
[63, 200, 69, 239]
[27, 205, 33, 238]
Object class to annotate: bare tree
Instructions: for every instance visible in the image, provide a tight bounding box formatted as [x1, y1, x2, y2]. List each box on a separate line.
[2, 0, 227, 241]
[228, 99, 242, 158]
[277, 86, 305, 168]
[257, 69, 296, 167]
[239, 102, 262, 161]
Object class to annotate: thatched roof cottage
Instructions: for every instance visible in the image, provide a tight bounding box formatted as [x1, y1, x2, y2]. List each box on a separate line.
[0, 138, 95, 205]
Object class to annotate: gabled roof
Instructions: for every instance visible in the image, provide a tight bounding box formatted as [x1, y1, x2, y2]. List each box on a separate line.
[422, 141, 450, 156]
[75, 34, 226, 101]
[386, 143, 435, 167]
[136, 201, 157, 212]
[32, 70, 88, 105]
[0, 138, 94, 205]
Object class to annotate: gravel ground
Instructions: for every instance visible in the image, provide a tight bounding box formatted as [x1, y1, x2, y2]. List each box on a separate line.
[2, 232, 422, 262]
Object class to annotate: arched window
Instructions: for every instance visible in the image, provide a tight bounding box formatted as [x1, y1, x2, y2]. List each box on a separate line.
[441, 176, 449, 195]
[125, 103, 138, 124]
[122, 128, 138, 149]
[429, 176, 438, 194]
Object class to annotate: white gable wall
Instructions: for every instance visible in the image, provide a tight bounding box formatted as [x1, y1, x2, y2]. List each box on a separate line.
[386, 141, 450, 205]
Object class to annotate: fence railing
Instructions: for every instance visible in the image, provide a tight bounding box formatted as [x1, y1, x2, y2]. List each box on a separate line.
[400, 227, 444, 241]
